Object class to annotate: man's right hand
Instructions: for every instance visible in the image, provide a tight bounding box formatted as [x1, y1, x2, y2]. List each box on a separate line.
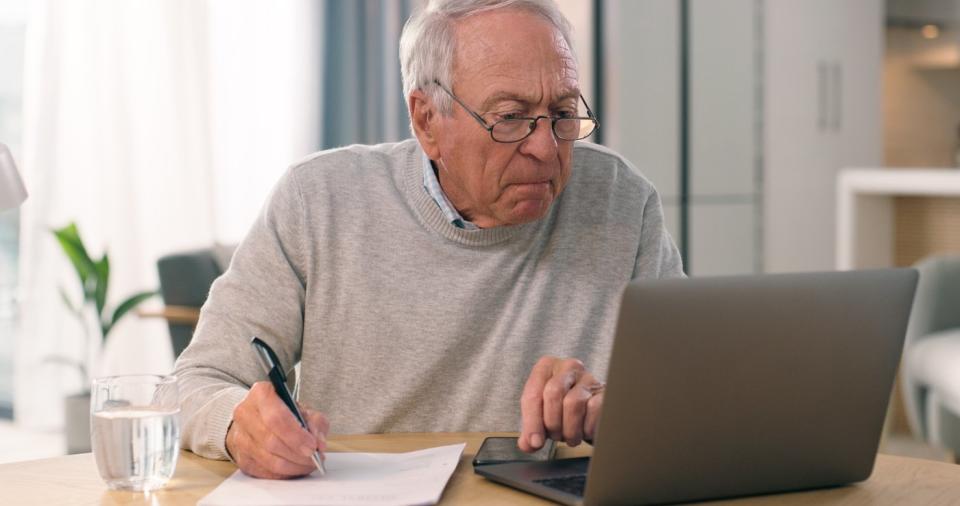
[225, 381, 329, 479]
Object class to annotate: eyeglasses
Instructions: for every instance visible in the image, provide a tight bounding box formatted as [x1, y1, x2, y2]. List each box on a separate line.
[433, 80, 599, 143]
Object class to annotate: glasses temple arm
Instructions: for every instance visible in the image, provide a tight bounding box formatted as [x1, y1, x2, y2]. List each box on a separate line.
[580, 94, 598, 121]
[433, 80, 495, 131]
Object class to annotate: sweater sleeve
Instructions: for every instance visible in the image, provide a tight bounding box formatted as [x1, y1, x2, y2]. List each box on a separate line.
[633, 189, 686, 280]
[173, 167, 309, 460]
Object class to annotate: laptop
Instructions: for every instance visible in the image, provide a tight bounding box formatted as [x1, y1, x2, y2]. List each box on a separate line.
[476, 269, 918, 505]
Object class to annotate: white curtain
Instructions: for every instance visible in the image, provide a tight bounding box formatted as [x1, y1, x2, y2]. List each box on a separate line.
[16, 0, 320, 430]
[207, 0, 321, 242]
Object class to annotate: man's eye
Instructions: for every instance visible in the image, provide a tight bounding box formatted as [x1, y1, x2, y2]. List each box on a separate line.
[555, 110, 576, 119]
[499, 112, 526, 121]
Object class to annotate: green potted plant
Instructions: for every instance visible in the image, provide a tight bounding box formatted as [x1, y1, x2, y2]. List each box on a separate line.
[47, 222, 157, 453]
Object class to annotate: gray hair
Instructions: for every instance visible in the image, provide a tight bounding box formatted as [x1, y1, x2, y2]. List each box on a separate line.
[399, 0, 575, 117]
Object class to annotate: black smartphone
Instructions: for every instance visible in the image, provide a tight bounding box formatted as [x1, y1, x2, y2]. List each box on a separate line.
[472, 436, 556, 467]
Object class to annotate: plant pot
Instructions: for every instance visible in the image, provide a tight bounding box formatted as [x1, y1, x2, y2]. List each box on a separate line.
[65, 391, 92, 454]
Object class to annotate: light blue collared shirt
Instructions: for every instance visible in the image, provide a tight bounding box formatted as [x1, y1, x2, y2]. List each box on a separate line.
[421, 152, 478, 230]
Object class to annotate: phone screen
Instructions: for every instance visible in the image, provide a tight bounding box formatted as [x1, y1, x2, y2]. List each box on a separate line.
[472, 436, 557, 467]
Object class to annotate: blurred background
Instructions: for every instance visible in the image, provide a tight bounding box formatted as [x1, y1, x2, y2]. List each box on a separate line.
[1, 0, 959, 464]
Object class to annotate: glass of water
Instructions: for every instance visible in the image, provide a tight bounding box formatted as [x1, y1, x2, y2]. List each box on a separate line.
[90, 374, 181, 491]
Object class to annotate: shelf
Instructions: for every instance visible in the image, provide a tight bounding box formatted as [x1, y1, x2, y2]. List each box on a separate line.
[837, 168, 960, 270]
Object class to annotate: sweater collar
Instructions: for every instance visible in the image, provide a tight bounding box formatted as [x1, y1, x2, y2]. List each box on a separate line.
[403, 140, 536, 246]
[420, 151, 478, 230]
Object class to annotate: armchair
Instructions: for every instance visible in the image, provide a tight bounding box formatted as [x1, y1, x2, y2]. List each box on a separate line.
[156, 244, 235, 358]
[902, 255, 960, 460]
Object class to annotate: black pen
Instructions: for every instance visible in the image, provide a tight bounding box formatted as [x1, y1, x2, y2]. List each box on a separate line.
[250, 336, 326, 476]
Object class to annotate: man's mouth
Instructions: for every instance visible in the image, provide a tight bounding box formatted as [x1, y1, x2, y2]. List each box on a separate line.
[510, 181, 553, 198]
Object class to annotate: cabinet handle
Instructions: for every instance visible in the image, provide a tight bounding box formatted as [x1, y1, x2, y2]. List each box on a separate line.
[817, 61, 828, 131]
[830, 62, 842, 131]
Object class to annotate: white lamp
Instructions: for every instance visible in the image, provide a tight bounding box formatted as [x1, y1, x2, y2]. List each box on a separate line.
[0, 143, 27, 210]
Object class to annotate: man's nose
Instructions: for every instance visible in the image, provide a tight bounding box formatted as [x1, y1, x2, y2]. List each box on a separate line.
[519, 117, 560, 161]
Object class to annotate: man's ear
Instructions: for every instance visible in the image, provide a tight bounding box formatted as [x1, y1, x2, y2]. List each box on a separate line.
[409, 90, 442, 160]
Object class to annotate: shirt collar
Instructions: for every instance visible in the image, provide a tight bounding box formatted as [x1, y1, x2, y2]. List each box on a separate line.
[421, 152, 478, 230]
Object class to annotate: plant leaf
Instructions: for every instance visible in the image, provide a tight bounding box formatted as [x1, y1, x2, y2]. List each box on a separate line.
[105, 290, 158, 337]
[94, 253, 109, 320]
[57, 285, 82, 318]
[51, 223, 97, 300]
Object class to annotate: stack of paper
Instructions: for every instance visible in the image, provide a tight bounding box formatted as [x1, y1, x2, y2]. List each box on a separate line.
[199, 443, 465, 506]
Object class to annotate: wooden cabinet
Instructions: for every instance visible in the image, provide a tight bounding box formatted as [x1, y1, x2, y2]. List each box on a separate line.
[764, 0, 883, 273]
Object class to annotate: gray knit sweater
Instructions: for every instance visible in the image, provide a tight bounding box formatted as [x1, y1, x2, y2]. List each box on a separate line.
[174, 139, 684, 460]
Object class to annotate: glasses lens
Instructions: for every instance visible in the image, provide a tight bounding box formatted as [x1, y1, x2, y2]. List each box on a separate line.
[491, 117, 597, 142]
[557, 118, 598, 141]
[554, 118, 583, 140]
[579, 119, 598, 139]
[491, 119, 532, 142]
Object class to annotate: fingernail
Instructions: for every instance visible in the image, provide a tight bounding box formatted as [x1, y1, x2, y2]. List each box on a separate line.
[531, 433, 543, 449]
[301, 445, 314, 457]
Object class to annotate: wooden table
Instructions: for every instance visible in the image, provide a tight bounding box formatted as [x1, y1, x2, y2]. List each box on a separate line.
[136, 305, 201, 325]
[2, 432, 960, 505]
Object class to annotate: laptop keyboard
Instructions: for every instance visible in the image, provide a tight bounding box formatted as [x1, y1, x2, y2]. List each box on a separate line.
[534, 475, 587, 497]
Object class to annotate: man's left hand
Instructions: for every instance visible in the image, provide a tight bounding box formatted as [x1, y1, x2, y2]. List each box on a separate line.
[519, 356, 605, 452]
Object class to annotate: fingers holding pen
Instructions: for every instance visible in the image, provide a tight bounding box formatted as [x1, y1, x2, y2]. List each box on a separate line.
[229, 419, 316, 478]
[298, 402, 330, 456]
[252, 382, 320, 462]
[227, 382, 325, 478]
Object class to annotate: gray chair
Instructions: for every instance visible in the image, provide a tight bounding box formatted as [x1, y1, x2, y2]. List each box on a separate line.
[902, 255, 960, 458]
[156, 244, 234, 357]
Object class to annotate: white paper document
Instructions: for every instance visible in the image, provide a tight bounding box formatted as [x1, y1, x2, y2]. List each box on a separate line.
[199, 443, 466, 506]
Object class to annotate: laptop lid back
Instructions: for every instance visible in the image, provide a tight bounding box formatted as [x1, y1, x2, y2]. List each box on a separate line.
[584, 269, 918, 505]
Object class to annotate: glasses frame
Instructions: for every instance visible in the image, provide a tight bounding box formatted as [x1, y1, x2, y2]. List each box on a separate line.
[433, 80, 599, 143]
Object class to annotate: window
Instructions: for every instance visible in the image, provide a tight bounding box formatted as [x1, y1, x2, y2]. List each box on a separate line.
[0, 1, 28, 419]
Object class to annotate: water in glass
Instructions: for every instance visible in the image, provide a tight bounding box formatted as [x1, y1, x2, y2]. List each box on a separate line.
[91, 406, 180, 491]
[91, 374, 180, 491]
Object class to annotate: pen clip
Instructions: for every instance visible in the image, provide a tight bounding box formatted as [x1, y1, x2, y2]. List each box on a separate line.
[251, 336, 287, 382]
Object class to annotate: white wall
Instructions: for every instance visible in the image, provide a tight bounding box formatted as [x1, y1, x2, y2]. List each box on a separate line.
[604, 0, 681, 242]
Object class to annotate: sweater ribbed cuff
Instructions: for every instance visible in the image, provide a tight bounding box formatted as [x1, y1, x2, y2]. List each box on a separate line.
[204, 386, 249, 462]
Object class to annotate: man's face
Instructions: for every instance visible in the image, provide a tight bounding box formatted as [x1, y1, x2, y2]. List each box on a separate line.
[432, 9, 579, 228]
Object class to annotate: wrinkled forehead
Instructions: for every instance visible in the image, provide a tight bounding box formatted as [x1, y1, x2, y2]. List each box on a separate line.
[450, 9, 579, 95]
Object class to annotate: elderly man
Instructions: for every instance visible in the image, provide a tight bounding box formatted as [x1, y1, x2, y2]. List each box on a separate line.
[175, 0, 683, 479]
